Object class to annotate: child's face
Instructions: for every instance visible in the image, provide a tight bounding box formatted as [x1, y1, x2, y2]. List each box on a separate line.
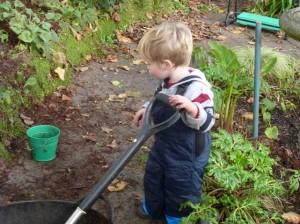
[148, 61, 173, 80]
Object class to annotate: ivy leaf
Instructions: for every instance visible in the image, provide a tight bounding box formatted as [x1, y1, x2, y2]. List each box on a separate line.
[9, 19, 24, 34]
[262, 111, 271, 124]
[0, 2, 12, 11]
[18, 30, 33, 43]
[24, 77, 38, 88]
[41, 22, 51, 30]
[45, 12, 56, 20]
[265, 126, 279, 140]
[14, 0, 25, 8]
[39, 31, 52, 42]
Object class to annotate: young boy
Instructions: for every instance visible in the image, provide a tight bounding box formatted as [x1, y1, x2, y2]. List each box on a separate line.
[133, 22, 214, 224]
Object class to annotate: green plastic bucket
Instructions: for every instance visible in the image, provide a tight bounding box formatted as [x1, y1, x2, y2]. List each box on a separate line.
[26, 125, 61, 162]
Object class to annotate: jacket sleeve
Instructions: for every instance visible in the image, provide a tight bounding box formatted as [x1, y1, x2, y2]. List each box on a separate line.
[181, 81, 215, 132]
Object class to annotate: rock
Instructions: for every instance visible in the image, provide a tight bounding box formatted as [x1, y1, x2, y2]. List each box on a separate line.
[280, 7, 300, 41]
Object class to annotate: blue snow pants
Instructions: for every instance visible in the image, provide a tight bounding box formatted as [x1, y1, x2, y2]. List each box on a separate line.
[144, 100, 211, 219]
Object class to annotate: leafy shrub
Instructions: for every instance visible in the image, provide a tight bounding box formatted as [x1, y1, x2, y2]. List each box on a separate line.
[182, 130, 286, 224]
[252, 0, 297, 17]
[0, 0, 58, 54]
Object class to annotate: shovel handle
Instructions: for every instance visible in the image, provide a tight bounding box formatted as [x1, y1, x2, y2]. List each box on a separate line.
[65, 94, 180, 224]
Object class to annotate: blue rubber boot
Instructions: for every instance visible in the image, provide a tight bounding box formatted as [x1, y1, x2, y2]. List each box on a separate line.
[165, 215, 182, 224]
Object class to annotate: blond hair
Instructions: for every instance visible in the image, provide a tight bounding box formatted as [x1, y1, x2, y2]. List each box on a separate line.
[138, 22, 193, 67]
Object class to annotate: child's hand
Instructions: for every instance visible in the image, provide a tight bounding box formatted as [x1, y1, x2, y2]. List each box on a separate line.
[133, 108, 146, 127]
[169, 95, 198, 117]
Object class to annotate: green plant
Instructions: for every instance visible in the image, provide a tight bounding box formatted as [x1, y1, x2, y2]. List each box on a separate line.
[235, 47, 300, 100]
[288, 170, 300, 193]
[193, 43, 252, 131]
[260, 98, 279, 140]
[261, 98, 276, 125]
[182, 130, 286, 224]
[71, 0, 121, 10]
[0, 0, 59, 54]
[252, 0, 297, 17]
[0, 29, 8, 43]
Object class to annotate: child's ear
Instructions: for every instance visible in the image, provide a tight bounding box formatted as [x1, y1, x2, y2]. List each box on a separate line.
[162, 60, 175, 70]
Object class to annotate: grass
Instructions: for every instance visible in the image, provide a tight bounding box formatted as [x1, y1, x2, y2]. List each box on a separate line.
[0, 0, 187, 159]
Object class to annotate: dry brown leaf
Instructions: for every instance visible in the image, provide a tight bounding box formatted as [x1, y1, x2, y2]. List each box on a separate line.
[107, 180, 128, 192]
[76, 66, 89, 72]
[75, 33, 82, 41]
[112, 12, 121, 23]
[231, 27, 245, 34]
[82, 133, 97, 142]
[62, 94, 72, 101]
[101, 126, 113, 134]
[242, 112, 253, 120]
[54, 67, 65, 81]
[107, 139, 118, 149]
[107, 95, 125, 102]
[116, 31, 132, 44]
[126, 91, 141, 98]
[85, 54, 92, 61]
[106, 55, 118, 63]
[118, 65, 130, 71]
[20, 113, 34, 125]
[52, 52, 67, 65]
[132, 59, 145, 65]
[146, 13, 153, 19]
[216, 35, 227, 41]
[118, 93, 128, 99]
[214, 113, 220, 119]
[247, 97, 254, 104]
[282, 212, 300, 224]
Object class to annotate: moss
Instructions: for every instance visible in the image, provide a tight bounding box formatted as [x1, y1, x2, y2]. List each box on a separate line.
[0, 143, 10, 160]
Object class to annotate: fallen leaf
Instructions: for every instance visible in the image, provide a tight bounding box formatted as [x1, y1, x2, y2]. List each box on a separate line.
[75, 32, 82, 41]
[62, 94, 72, 101]
[247, 97, 254, 103]
[231, 27, 245, 34]
[52, 52, 67, 65]
[85, 54, 92, 61]
[214, 113, 220, 119]
[101, 126, 113, 134]
[20, 113, 34, 125]
[216, 35, 227, 41]
[81, 113, 89, 117]
[107, 180, 128, 192]
[118, 65, 130, 71]
[76, 66, 89, 72]
[54, 67, 65, 81]
[126, 91, 141, 97]
[118, 93, 127, 99]
[82, 133, 97, 142]
[242, 112, 253, 120]
[116, 31, 132, 44]
[146, 13, 153, 19]
[132, 59, 145, 65]
[106, 55, 118, 63]
[111, 80, 123, 87]
[138, 69, 147, 74]
[107, 95, 125, 102]
[282, 212, 300, 224]
[107, 139, 118, 149]
[112, 12, 121, 22]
